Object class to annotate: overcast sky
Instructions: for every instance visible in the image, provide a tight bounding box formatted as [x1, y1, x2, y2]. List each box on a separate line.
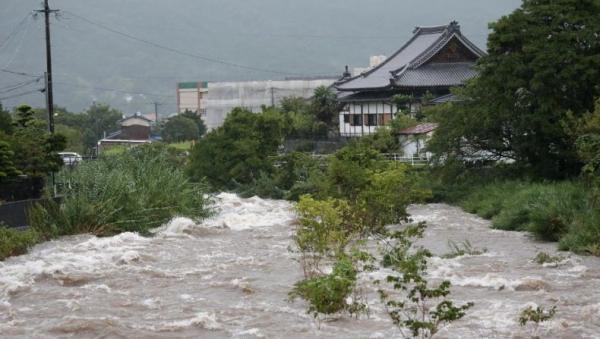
[0, 0, 522, 114]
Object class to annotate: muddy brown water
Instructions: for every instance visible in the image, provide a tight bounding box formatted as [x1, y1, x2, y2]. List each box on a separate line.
[1, 193, 599, 338]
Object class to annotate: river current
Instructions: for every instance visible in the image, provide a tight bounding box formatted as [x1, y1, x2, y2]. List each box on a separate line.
[1, 193, 599, 338]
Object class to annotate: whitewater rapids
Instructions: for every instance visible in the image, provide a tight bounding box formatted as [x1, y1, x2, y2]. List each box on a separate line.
[0, 193, 599, 338]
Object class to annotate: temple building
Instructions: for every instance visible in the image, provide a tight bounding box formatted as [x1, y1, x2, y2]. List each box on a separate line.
[335, 21, 485, 137]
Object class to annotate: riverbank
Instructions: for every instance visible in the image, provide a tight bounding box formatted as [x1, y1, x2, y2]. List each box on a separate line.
[0, 145, 211, 262]
[1, 195, 598, 337]
[429, 176, 600, 257]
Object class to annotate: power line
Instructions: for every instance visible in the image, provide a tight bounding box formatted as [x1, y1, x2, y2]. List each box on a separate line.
[1, 68, 41, 78]
[0, 12, 33, 52]
[54, 81, 173, 99]
[2, 15, 34, 69]
[62, 10, 312, 77]
[0, 88, 43, 101]
[0, 77, 42, 94]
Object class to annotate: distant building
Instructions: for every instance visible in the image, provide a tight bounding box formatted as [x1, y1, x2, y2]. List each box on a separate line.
[398, 123, 438, 158]
[352, 55, 387, 76]
[198, 78, 337, 131]
[176, 82, 209, 117]
[335, 21, 485, 137]
[97, 113, 154, 152]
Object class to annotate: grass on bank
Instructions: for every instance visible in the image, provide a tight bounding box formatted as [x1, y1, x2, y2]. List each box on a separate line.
[0, 144, 211, 261]
[0, 227, 39, 261]
[435, 177, 599, 256]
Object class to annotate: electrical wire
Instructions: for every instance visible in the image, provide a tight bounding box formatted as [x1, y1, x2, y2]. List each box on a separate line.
[54, 81, 173, 99]
[62, 10, 313, 77]
[0, 77, 42, 94]
[0, 12, 33, 52]
[0, 88, 43, 101]
[1, 68, 41, 78]
[2, 15, 34, 69]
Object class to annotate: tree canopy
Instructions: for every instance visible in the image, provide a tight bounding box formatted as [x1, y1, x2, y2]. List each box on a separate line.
[428, 0, 600, 178]
[161, 115, 200, 143]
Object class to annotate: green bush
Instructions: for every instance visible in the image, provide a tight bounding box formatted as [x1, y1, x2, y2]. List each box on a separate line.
[289, 257, 359, 319]
[0, 227, 39, 260]
[31, 144, 211, 238]
[559, 210, 600, 255]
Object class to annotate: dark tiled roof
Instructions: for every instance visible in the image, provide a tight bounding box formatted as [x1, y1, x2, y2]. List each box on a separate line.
[337, 91, 395, 103]
[430, 93, 459, 104]
[399, 123, 439, 135]
[335, 21, 485, 92]
[394, 62, 477, 87]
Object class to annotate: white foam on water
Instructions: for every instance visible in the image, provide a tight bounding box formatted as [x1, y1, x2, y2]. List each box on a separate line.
[0, 232, 150, 302]
[158, 312, 223, 331]
[202, 193, 295, 231]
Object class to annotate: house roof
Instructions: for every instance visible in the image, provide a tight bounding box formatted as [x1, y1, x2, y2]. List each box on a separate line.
[335, 21, 485, 92]
[399, 123, 439, 135]
[394, 62, 478, 87]
[430, 93, 460, 104]
[119, 113, 153, 124]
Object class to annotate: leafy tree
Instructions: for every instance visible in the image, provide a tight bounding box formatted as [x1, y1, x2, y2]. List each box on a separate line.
[9, 105, 66, 178]
[311, 86, 339, 128]
[82, 103, 123, 151]
[429, 0, 600, 178]
[0, 102, 12, 134]
[161, 115, 200, 143]
[181, 109, 207, 137]
[188, 107, 285, 189]
[0, 139, 20, 182]
[575, 99, 600, 207]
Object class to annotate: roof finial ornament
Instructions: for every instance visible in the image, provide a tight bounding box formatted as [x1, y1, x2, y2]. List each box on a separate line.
[448, 20, 460, 33]
[342, 65, 351, 78]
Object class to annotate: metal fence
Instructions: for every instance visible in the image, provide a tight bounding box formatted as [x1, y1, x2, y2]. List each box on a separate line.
[0, 197, 62, 229]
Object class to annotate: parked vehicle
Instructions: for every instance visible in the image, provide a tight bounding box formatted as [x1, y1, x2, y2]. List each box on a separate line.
[58, 152, 83, 166]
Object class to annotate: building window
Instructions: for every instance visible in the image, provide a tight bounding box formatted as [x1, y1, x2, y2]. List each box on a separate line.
[344, 114, 350, 123]
[367, 114, 378, 126]
[351, 115, 362, 126]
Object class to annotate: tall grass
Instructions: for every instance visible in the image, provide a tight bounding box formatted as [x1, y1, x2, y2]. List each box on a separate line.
[30, 144, 212, 239]
[437, 177, 599, 256]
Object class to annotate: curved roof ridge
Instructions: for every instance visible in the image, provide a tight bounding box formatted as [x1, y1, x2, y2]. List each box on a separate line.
[408, 32, 486, 70]
[335, 26, 428, 87]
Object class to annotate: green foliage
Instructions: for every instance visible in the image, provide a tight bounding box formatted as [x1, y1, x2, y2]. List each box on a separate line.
[289, 257, 362, 319]
[429, 0, 600, 178]
[293, 196, 355, 276]
[442, 240, 487, 259]
[518, 305, 557, 338]
[30, 144, 211, 238]
[187, 107, 285, 190]
[81, 103, 123, 151]
[0, 227, 40, 261]
[311, 86, 339, 128]
[377, 223, 474, 338]
[7, 105, 66, 178]
[392, 94, 414, 113]
[180, 110, 207, 137]
[575, 99, 600, 207]
[161, 115, 200, 143]
[532, 252, 565, 265]
[430, 171, 600, 255]
[356, 166, 431, 233]
[0, 139, 20, 182]
[0, 103, 12, 134]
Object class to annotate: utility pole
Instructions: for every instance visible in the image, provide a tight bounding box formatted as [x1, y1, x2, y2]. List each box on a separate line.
[152, 101, 162, 122]
[36, 0, 58, 133]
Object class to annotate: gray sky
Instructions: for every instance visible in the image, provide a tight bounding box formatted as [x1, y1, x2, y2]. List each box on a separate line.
[0, 0, 522, 114]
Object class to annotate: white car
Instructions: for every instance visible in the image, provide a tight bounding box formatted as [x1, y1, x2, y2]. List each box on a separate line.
[58, 152, 83, 166]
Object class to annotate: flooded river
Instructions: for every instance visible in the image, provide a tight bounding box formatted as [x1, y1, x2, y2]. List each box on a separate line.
[1, 194, 599, 338]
